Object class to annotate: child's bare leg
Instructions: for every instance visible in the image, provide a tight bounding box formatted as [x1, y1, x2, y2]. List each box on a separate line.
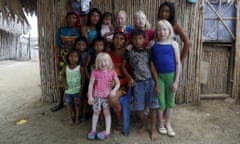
[165, 108, 173, 130]
[75, 104, 80, 124]
[137, 110, 147, 135]
[158, 110, 165, 128]
[150, 109, 158, 141]
[91, 110, 100, 132]
[67, 105, 73, 125]
[103, 107, 111, 135]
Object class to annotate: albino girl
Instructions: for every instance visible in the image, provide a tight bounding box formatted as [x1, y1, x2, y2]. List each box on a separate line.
[148, 20, 181, 137]
[87, 52, 120, 140]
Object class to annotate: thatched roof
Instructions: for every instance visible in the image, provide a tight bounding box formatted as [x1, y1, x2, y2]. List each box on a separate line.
[0, 0, 37, 34]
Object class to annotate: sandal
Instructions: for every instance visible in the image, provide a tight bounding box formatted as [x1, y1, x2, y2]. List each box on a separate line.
[167, 129, 176, 137]
[87, 131, 97, 140]
[158, 127, 167, 135]
[97, 131, 109, 140]
[50, 104, 64, 112]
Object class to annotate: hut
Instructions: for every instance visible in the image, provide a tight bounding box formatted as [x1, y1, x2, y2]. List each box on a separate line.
[1, 0, 239, 104]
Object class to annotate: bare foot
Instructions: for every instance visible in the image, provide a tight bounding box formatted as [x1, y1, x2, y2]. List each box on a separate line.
[138, 126, 146, 135]
[151, 130, 159, 141]
[75, 120, 80, 125]
[69, 120, 73, 125]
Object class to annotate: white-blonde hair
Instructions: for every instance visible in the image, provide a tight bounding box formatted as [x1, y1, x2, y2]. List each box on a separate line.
[116, 10, 127, 18]
[134, 10, 151, 30]
[95, 52, 114, 70]
[154, 20, 174, 42]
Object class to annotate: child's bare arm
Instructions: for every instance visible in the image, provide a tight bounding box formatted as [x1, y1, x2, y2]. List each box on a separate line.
[79, 66, 85, 96]
[84, 55, 91, 79]
[172, 41, 182, 92]
[150, 62, 160, 96]
[88, 72, 95, 105]
[110, 75, 120, 97]
[121, 60, 135, 87]
[62, 67, 68, 90]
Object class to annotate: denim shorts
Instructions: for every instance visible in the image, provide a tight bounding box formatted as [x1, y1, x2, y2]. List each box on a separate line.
[133, 79, 159, 111]
[65, 93, 82, 105]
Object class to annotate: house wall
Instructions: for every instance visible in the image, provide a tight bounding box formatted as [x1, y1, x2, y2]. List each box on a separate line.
[37, 0, 239, 103]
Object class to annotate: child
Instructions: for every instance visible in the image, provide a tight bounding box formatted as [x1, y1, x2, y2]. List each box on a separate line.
[62, 49, 85, 125]
[121, 29, 160, 141]
[100, 12, 114, 42]
[115, 10, 133, 35]
[74, 37, 89, 121]
[158, 1, 190, 62]
[84, 37, 105, 79]
[51, 11, 81, 112]
[81, 8, 102, 54]
[87, 52, 120, 140]
[148, 20, 181, 137]
[108, 31, 130, 134]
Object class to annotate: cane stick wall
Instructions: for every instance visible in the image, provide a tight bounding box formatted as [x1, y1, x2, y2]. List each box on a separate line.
[37, 0, 240, 104]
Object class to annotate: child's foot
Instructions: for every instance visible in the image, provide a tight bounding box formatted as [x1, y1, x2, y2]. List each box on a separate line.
[151, 129, 159, 141]
[138, 125, 146, 135]
[88, 131, 97, 140]
[166, 126, 175, 137]
[97, 131, 109, 140]
[158, 127, 167, 135]
[75, 120, 80, 125]
[113, 124, 123, 134]
[69, 119, 73, 125]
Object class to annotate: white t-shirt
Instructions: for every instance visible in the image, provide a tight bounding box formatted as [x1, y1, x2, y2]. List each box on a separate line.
[81, 0, 91, 12]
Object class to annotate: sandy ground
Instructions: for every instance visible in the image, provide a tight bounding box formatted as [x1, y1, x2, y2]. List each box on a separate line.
[0, 60, 240, 144]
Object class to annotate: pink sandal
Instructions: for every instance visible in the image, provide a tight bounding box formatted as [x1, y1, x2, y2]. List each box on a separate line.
[97, 131, 109, 140]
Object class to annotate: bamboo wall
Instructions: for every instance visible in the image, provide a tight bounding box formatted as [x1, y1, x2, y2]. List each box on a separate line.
[37, 0, 239, 104]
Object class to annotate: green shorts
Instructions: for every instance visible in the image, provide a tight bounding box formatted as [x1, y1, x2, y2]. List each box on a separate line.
[158, 72, 176, 110]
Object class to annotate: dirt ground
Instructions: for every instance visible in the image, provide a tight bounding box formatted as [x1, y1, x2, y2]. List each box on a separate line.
[0, 60, 240, 144]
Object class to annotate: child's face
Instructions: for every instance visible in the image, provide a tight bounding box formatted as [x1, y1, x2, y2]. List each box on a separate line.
[116, 12, 126, 28]
[159, 5, 170, 20]
[134, 15, 146, 29]
[93, 41, 104, 54]
[98, 59, 110, 71]
[67, 14, 77, 27]
[156, 24, 170, 40]
[113, 34, 126, 49]
[90, 11, 100, 25]
[68, 52, 79, 65]
[75, 41, 87, 52]
[103, 16, 112, 25]
[131, 35, 145, 49]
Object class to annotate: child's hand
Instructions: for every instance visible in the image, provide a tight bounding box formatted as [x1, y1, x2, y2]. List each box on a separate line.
[88, 97, 94, 105]
[128, 78, 135, 87]
[126, 44, 133, 51]
[63, 84, 68, 90]
[110, 90, 116, 97]
[154, 86, 160, 97]
[108, 80, 115, 88]
[171, 81, 179, 92]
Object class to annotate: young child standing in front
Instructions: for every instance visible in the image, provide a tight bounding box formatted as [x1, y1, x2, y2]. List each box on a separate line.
[148, 20, 181, 137]
[87, 52, 120, 140]
[74, 37, 89, 121]
[62, 49, 85, 125]
[121, 29, 160, 141]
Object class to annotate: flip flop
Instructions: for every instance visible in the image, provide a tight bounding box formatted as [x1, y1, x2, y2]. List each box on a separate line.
[50, 104, 64, 112]
[97, 131, 109, 140]
[88, 131, 97, 140]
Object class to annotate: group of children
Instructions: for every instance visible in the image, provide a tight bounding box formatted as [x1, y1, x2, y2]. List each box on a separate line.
[52, 1, 190, 141]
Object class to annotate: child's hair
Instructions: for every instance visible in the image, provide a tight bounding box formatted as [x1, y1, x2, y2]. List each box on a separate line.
[92, 37, 106, 48]
[158, 2, 176, 25]
[130, 29, 146, 39]
[102, 12, 113, 23]
[74, 37, 88, 48]
[95, 52, 114, 70]
[134, 10, 151, 30]
[113, 31, 127, 41]
[66, 11, 81, 27]
[155, 20, 174, 42]
[66, 48, 80, 64]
